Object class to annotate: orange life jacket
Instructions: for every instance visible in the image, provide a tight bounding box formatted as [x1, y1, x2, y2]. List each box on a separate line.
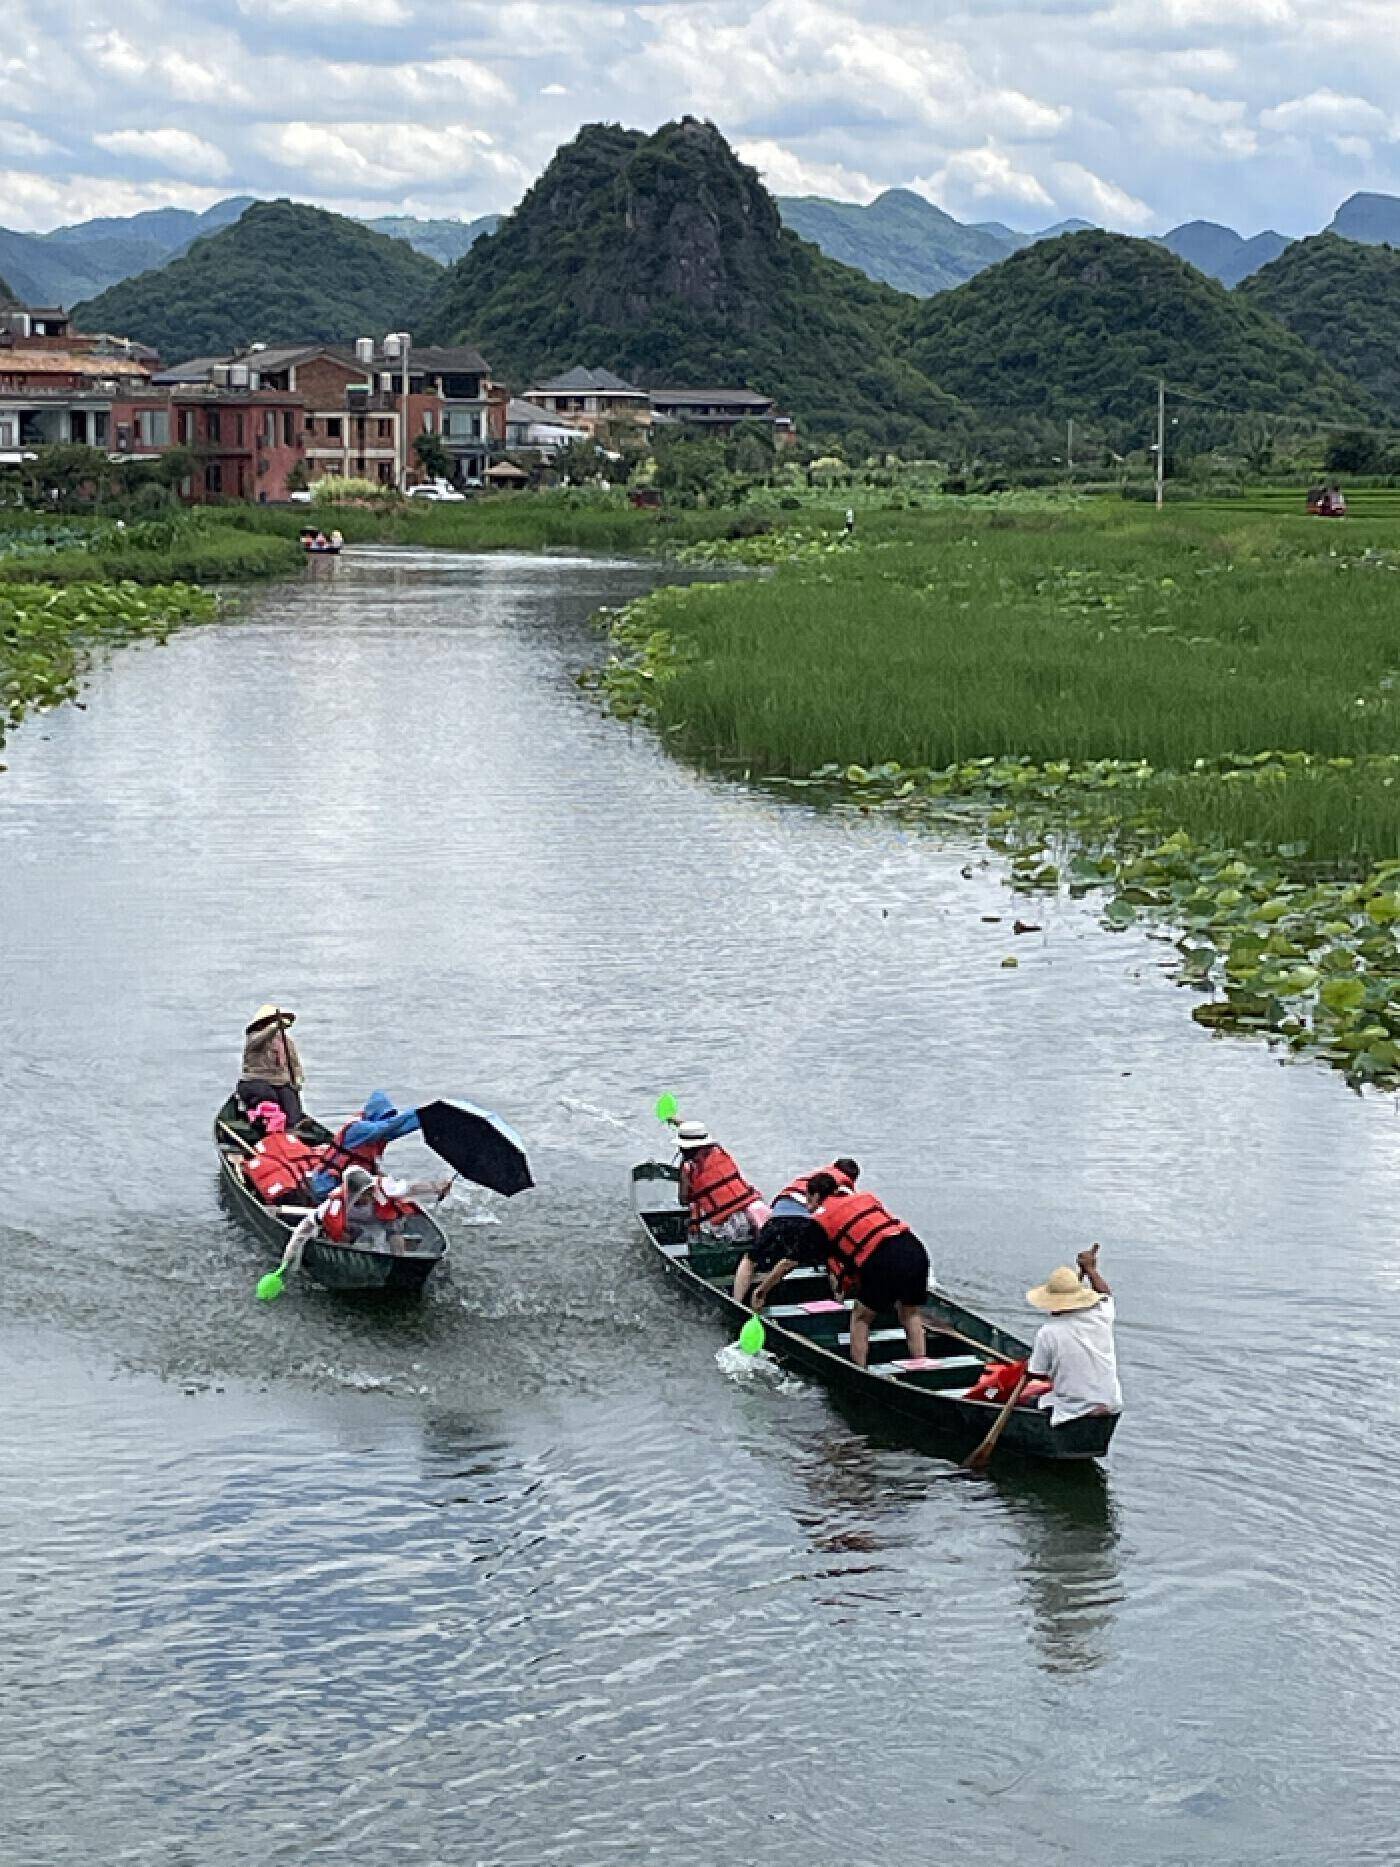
[681, 1143, 759, 1231]
[245, 1133, 320, 1205]
[316, 1119, 389, 1179]
[812, 1189, 908, 1292]
[319, 1185, 419, 1243]
[776, 1163, 854, 1206]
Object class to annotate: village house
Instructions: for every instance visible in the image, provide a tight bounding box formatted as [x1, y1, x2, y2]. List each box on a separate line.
[648, 386, 795, 443]
[504, 397, 589, 457]
[525, 366, 651, 437]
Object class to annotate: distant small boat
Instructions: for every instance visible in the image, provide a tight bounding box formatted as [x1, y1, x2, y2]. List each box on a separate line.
[632, 1162, 1118, 1463]
[302, 542, 342, 555]
[216, 1097, 449, 1296]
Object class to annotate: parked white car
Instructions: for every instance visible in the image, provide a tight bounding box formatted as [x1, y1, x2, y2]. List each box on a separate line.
[407, 478, 467, 502]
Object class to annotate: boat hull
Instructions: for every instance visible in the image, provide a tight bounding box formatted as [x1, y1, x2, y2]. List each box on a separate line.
[632, 1162, 1116, 1464]
[216, 1099, 448, 1296]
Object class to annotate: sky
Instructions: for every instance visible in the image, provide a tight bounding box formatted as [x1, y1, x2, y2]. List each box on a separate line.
[6, 0, 1400, 236]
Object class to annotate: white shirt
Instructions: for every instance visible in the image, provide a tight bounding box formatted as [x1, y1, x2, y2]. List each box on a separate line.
[1027, 1295, 1121, 1427]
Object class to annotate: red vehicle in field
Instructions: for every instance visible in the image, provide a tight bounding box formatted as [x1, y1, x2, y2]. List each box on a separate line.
[1307, 484, 1347, 517]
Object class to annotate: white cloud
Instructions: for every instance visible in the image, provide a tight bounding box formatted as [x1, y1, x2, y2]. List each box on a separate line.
[255, 120, 529, 192]
[93, 128, 231, 180]
[1259, 89, 1389, 134]
[0, 167, 228, 233]
[1051, 161, 1154, 226]
[1122, 86, 1258, 158]
[541, 83, 569, 96]
[84, 30, 250, 105]
[0, 120, 58, 159]
[1331, 135, 1373, 159]
[238, 0, 411, 19]
[737, 138, 881, 202]
[918, 146, 1055, 211]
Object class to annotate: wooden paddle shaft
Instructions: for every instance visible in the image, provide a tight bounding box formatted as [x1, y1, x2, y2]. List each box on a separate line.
[962, 1372, 1029, 1471]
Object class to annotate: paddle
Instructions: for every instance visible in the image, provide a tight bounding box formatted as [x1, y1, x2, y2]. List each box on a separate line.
[962, 1370, 1028, 1471]
[255, 1264, 290, 1303]
[654, 1092, 679, 1125]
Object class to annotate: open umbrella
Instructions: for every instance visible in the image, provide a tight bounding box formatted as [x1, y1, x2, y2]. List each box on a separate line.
[417, 1099, 533, 1197]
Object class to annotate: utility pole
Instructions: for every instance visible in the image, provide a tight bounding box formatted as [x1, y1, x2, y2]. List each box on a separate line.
[1067, 417, 1075, 477]
[1155, 377, 1166, 511]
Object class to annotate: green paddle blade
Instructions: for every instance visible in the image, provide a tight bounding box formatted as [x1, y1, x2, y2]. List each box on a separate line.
[654, 1092, 679, 1124]
[255, 1269, 286, 1303]
[738, 1316, 766, 1356]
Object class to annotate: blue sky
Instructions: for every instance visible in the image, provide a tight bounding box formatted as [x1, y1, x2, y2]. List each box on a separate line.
[6, 0, 1400, 234]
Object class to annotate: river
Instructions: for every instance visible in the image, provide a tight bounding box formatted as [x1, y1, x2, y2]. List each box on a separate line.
[3, 546, 1399, 1867]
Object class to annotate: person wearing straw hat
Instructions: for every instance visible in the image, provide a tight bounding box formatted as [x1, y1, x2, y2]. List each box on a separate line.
[674, 1121, 770, 1246]
[237, 1005, 305, 1126]
[1025, 1245, 1122, 1429]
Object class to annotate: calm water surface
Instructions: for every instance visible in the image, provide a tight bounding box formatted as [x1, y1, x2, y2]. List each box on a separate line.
[4, 546, 1400, 1866]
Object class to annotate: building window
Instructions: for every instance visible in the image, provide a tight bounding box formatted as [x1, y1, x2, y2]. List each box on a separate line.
[94, 412, 109, 446]
[326, 416, 341, 440]
[137, 409, 170, 447]
[422, 410, 435, 432]
[284, 411, 295, 447]
[207, 409, 221, 444]
[378, 462, 394, 484]
[377, 419, 392, 441]
[206, 463, 222, 495]
[232, 412, 244, 448]
[0, 419, 14, 447]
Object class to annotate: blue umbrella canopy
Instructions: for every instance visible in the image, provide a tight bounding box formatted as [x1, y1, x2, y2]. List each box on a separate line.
[417, 1099, 533, 1197]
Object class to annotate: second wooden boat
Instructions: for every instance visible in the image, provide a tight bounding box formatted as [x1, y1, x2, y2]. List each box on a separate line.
[632, 1161, 1117, 1463]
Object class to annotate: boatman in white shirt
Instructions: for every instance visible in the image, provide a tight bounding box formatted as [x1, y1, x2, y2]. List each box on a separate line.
[1024, 1245, 1122, 1429]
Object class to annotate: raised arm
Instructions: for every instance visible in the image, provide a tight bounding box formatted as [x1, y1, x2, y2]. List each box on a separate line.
[1077, 1243, 1111, 1296]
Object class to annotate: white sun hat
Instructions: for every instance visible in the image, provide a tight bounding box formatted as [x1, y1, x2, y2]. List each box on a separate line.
[675, 1121, 713, 1150]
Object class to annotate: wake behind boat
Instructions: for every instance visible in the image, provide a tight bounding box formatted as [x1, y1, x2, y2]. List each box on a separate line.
[632, 1162, 1118, 1463]
[216, 1097, 449, 1296]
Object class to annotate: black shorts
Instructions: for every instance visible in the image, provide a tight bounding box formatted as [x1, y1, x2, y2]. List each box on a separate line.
[752, 1213, 827, 1273]
[855, 1232, 930, 1312]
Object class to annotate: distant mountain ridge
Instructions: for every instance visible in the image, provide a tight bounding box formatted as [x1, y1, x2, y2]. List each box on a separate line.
[0, 199, 494, 308]
[1156, 220, 1290, 287]
[1326, 192, 1400, 246]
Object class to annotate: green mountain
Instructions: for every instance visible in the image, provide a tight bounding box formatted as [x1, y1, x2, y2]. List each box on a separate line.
[905, 230, 1374, 440]
[1326, 193, 1400, 246]
[0, 198, 254, 306]
[72, 201, 442, 361]
[367, 213, 500, 265]
[1158, 220, 1289, 286]
[1239, 233, 1400, 415]
[425, 118, 959, 448]
[777, 189, 1014, 295]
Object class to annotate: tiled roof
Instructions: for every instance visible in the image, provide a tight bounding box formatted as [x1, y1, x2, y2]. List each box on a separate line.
[530, 365, 645, 395]
[0, 350, 150, 378]
[410, 345, 490, 375]
[649, 387, 774, 407]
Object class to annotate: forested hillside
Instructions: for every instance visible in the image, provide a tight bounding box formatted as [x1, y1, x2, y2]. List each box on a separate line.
[425, 118, 960, 450]
[72, 202, 441, 361]
[1240, 234, 1400, 415]
[907, 231, 1373, 442]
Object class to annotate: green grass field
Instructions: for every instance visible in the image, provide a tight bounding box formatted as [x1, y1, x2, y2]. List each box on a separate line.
[597, 495, 1400, 1088]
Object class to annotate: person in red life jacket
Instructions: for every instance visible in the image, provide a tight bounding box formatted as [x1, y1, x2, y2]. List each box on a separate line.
[805, 1171, 931, 1368]
[675, 1121, 770, 1245]
[242, 1101, 321, 1205]
[734, 1157, 860, 1307]
[308, 1090, 422, 1198]
[277, 1165, 452, 1276]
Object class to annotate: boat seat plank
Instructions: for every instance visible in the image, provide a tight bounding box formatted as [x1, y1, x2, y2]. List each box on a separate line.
[875, 1355, 984, 1391]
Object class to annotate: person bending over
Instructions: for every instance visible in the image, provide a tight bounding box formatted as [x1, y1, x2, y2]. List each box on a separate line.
[806, 1171, 931, 1369]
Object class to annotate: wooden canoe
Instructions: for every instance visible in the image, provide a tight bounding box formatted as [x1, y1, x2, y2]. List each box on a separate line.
[215, 1097, 449, 1296]
[632, 1162, 1118, 1463]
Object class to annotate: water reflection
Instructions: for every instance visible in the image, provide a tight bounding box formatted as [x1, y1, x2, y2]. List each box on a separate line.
[1001, 1464, 1122, 1675]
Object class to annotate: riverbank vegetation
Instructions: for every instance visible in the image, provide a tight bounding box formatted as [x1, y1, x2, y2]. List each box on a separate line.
[1, 580, 213, 755]
[592, 497, 1400, 1090]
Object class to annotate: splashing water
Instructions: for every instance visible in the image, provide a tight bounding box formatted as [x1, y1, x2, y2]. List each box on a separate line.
[714, 1342, 806, 1393]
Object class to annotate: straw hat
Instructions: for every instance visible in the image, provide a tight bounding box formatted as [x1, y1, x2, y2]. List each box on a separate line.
[676, 1120, 713, 1150]
[1027, 1266, 1100, 1312]
[247, 1004, 295, 1033]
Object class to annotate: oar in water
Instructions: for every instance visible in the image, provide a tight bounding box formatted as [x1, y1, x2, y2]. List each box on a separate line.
[961, 1371, 1028, 1471]
[255, 1264, 290, 1303]
[654, 1092, 679, 1125]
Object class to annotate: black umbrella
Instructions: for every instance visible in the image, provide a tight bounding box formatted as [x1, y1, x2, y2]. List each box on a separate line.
[418, 1099, 534, 1197]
